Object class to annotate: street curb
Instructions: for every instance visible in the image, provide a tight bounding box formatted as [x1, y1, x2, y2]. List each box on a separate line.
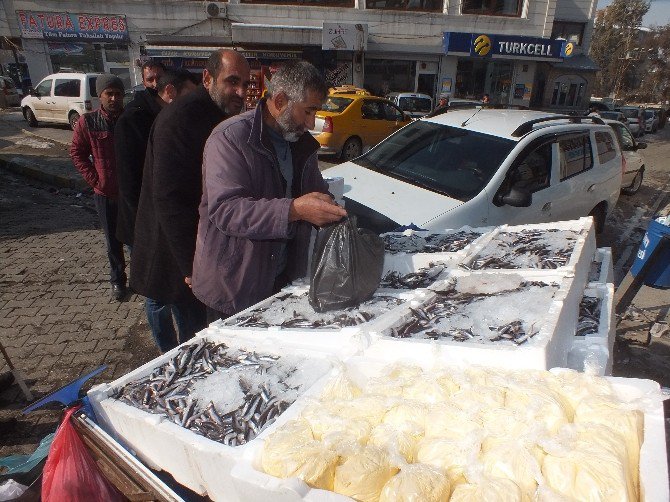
[0, 155, 87, 191]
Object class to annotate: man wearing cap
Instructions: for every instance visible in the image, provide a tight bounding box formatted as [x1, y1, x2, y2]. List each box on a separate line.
[70, 73, 127, 301]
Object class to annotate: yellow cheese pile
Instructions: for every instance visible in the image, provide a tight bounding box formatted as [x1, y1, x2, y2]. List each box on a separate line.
[261, 365, 644, 501]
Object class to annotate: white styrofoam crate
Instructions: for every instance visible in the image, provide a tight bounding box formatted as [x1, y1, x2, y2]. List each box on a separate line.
[87, 333, 344, 501]
[228, 356, 668, 502]
[208, 287, 431, 357]
[587, 247, 614, 286]
[380, 226, 494, 276]
[567, 283, 615, 375]
[461, 218, 596, 288]
[363, 270, 579, 370]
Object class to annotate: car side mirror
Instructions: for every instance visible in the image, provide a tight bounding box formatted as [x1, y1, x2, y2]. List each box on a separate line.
[28, 87, 37, 97]
[636, 142, 647, 150]
[500, 187, 532, 207]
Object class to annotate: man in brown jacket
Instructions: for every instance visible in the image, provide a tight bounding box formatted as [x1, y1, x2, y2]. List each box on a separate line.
[70, 74, 126, 301]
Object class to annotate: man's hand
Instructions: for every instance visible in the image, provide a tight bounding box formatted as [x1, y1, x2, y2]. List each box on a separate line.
[289, 192, 347, 227]
[184, 276, 192, 288]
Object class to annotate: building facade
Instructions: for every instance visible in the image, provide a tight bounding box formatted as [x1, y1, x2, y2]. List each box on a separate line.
[0, 0, 600, 111]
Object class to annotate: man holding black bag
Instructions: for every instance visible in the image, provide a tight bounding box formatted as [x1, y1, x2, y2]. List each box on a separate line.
[191, 61, 347, 322]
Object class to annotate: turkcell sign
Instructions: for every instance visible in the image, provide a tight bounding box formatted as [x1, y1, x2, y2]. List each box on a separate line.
[443, 32, 566, 61]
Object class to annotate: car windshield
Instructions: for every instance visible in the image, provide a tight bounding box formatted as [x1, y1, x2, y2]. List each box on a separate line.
[644, 111, 655, 119]
[619, 108, 639, 119]
[353, 121, 515, 202]
[398, 97, 432, 113]
[321, 97, 353, 113]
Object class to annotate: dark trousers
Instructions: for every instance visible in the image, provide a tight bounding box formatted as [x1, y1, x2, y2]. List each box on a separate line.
[206, 307, 229, 325]
[148, 298, 207, 352]
[94, 194, 126, 286]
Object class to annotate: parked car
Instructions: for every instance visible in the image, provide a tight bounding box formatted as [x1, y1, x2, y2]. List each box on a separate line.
[0, 76, 21, 107]
[20, 72, 101, 129]
[311, 92, 411, 160]
[386, 92, 433, 119]
[325, 110, 622, 234]
[616, 106, 645, 137]
[647, 106, 667, 129]
[599, 110, 627, 124]
[643, 110, 659, 133]
[603, 119, 646, 195]
[589, 100, 614, 112]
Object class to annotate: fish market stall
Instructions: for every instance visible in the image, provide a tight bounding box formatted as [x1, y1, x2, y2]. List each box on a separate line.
[87, 217, 668, 501]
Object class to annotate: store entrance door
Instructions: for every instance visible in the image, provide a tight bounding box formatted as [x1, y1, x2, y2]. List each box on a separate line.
[417, 73, 436, 98]
[487, 61, 513, 105]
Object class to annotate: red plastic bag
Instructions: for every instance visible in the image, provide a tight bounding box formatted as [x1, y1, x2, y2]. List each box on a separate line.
[41, 406, 124, 502]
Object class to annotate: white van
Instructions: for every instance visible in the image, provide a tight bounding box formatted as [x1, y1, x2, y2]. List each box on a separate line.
[386, 92, 433, 119]
[21, 72, 101, 130]
[325, 110, 623, 234]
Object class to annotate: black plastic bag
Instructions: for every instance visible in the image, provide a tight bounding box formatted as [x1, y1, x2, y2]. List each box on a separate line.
[309, 216, 385, 313]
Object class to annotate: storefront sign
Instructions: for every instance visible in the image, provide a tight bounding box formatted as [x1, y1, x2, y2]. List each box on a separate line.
[443, 32, 566, 61]
[147, 48, 301, 61]
[16, 10, 128, 42]
[322, 23, 368, 51]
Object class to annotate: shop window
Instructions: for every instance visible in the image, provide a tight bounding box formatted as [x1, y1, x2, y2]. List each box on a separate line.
[595, 132, 617, 165]
[364, 59, 415, 97]
[240, 0, 354, 6]
[462, 0, 522, 16]
[551, 21, 585, 45]
[559, 134, 592, 180]
[54, 79, 81, 98]
[366, 0, 442, 12]
[550, 75, 586, 108]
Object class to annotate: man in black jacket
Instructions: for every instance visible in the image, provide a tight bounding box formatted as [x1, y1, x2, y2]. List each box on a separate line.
[115, 69, 198, 352]
[130, 49, 250, 352]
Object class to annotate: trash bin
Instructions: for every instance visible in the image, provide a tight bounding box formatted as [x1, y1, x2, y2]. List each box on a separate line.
[629, 216, 670, 289]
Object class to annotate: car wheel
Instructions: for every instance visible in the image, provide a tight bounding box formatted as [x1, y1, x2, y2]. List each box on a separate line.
[340, 137, 362, 161]
[69, 112, 80, 130]
[622, 168, 644, 196]
[588, 204, 606, 234]
[24, 108, 37, 127]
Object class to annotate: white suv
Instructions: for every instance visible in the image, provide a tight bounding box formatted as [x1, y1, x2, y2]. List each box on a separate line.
[326, 109, 623, 234]
[21, 72, 101, 130]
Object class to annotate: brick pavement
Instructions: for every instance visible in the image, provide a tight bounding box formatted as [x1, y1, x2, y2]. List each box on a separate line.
[0, 170, 159, 455]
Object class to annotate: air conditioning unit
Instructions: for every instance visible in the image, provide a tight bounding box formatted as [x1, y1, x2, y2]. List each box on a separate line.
[204, 2, 227, 18]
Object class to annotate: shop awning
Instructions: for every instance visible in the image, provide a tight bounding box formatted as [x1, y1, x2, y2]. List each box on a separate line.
[550, 54, 600, 72]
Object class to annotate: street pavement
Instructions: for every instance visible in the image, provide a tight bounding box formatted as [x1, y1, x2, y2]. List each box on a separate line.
[0, 107, 668, 457]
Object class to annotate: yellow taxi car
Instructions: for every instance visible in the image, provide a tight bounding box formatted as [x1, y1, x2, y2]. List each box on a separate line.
[310, 88, 412, 160]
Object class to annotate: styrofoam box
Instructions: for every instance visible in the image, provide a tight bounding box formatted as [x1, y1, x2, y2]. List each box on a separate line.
[380, 226, 494, 276]
[364, 270, 580, 370]
[228, 356, 668, 502]
[87, 332, 347, 501]
[462, 218, 596, 287]
[587, 247, 614, 286]
[567, 283, 615, 376]
[208, 287, 431, 357]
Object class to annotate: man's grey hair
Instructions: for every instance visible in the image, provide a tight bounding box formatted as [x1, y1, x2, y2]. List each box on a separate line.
[265, 61, 328, 102]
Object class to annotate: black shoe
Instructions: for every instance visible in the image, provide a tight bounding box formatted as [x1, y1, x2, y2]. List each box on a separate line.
[111, 284, 126, 301]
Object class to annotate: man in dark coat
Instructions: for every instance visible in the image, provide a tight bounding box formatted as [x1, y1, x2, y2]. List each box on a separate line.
[115, 69, 198, 247]
[114, 69, 198, 352]
[70, 73, 126, 301]
[130, 49, 250, 352]
[192, 61, 346, 322]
